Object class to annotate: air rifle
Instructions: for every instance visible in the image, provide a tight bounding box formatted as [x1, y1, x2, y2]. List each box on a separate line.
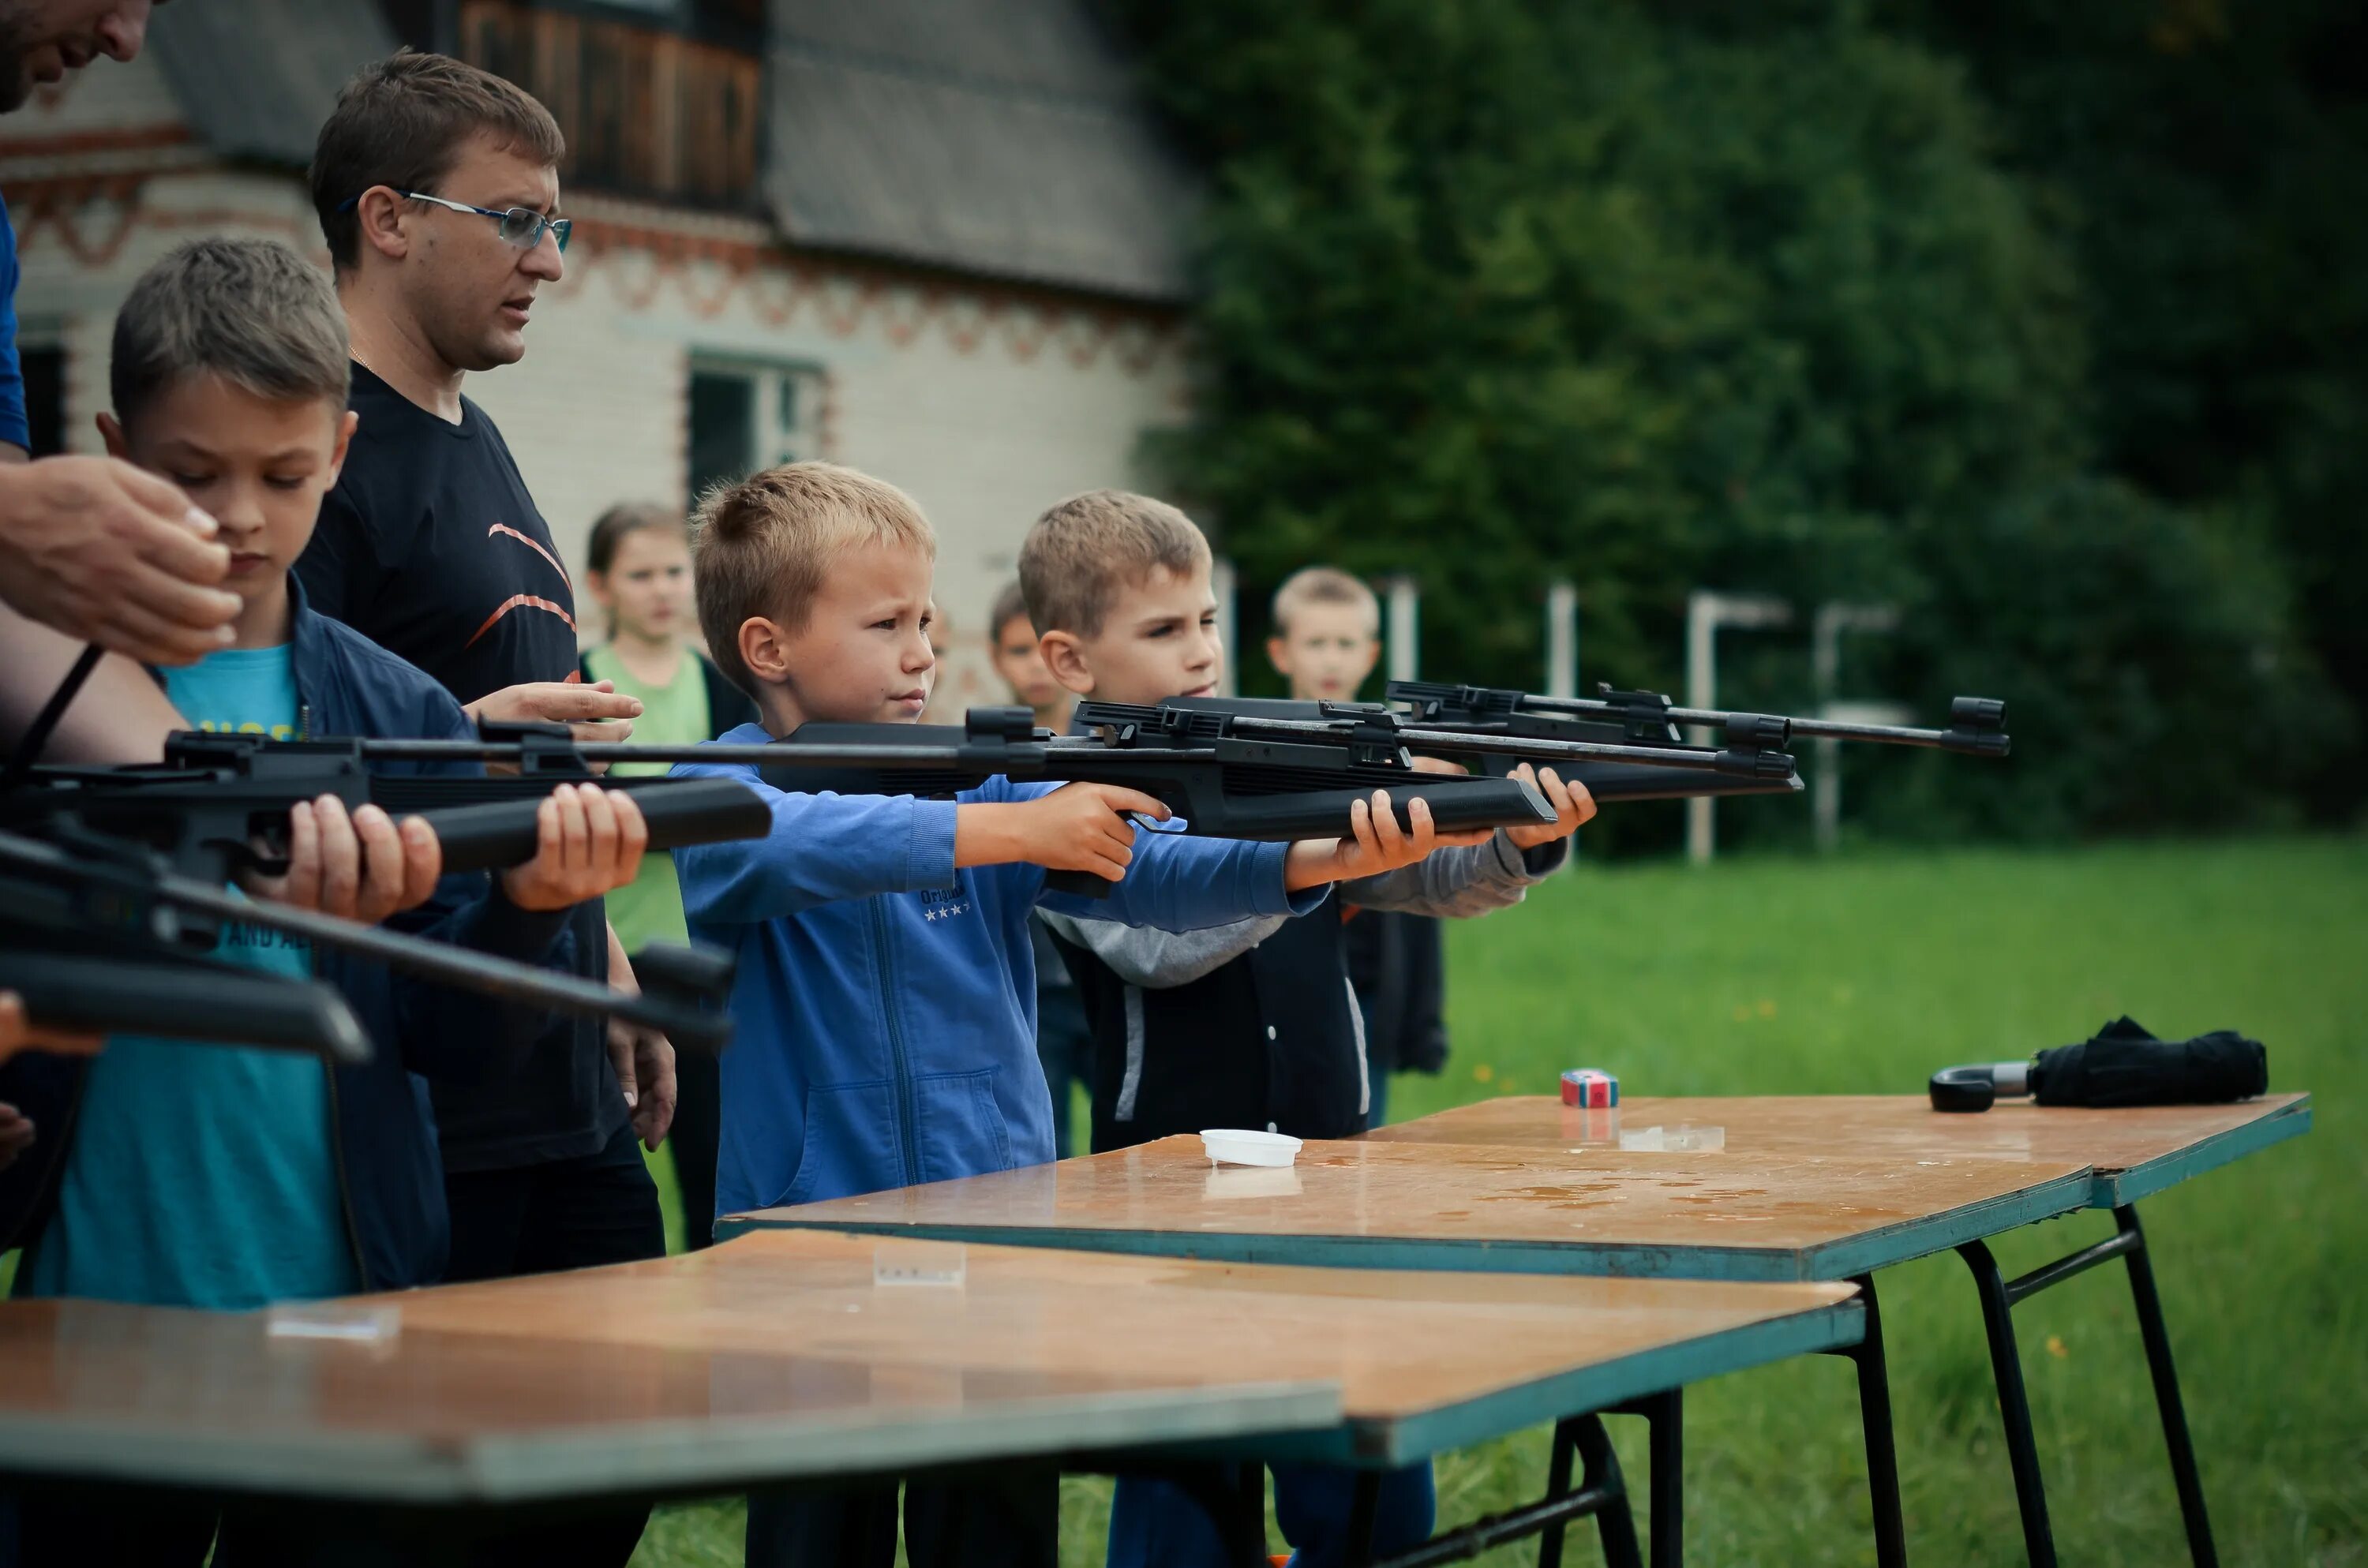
[1073, 695, 1806, 805]
[0, 725, 773, 889]
[0, 824, 739, 1060]
[344, 707, 1562, 899]
[1389, 679, 2010, 760]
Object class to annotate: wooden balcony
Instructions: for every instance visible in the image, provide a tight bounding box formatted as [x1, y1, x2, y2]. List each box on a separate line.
[459, 1, 762, 211]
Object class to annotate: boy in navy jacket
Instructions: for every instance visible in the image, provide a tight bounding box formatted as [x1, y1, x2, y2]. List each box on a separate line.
[1020, 492, 1597, 1568]
[669, 460, 1481, 1568]
[0, 238, 646, 1568]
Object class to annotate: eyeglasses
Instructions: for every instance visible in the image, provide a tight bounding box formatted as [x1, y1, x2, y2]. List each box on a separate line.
[336, 189, 571, 254]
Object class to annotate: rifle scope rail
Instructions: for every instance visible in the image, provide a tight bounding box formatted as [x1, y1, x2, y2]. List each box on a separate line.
[1389, 680, 2010, 757]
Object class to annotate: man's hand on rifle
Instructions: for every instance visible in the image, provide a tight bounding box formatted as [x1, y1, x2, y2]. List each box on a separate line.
[0, 991, 103, 1065]
[1501, 764, 1597, 849]
[1283, 790, 1493, 891]
[465, 679, 641, 773]
[497, 782, 650, 911]
[2, 990, 105, 1170]
[0, 458, 241, 664]
[242, 795, 444, 922]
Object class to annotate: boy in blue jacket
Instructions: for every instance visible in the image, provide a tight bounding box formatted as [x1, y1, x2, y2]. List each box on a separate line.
[0, 238, 646, 1567]
[669, 460, 1482, 1568]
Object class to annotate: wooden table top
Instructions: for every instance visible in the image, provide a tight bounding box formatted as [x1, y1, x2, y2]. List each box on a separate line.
[0, 1230, 1860, 1493]
[1366, 1093, 2314, 1206]
[742, 1135, 2091, 1282]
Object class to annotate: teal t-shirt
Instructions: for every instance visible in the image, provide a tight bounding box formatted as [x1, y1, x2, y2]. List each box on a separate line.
[22, 646, 359, 1308]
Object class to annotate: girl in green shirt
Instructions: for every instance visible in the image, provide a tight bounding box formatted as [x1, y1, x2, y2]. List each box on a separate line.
[581, 503, 755, 1249]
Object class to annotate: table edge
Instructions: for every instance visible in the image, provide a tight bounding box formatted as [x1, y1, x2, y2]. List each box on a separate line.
[0, 1380, 1343, 1505]
[2096, 1095, 2313, 1207]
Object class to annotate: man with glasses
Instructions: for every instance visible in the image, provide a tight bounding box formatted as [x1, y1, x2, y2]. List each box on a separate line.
[294, 52, 665, 1568]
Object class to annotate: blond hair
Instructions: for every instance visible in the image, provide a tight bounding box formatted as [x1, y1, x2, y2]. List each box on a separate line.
[1018, 489, 1211, 637]
[691, 462, 936, 695]
[1271, 566, 1380, 638]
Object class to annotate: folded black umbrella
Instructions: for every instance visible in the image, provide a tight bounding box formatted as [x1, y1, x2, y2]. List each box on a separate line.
[1929, 1016, 2267, 1112]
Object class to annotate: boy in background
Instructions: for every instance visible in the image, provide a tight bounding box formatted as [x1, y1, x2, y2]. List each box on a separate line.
[987, 578, 1091, 1157]
[579, 500, 757, 1250]
[1020, 494, 1594, 1568]
[1267, 567, 1453, 1123]
[0, 237, 644, 1566]
[669, 462, 1473, 1568]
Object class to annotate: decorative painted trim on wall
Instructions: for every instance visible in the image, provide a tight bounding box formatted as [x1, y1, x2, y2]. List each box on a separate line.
[6, 174, 1189, 378]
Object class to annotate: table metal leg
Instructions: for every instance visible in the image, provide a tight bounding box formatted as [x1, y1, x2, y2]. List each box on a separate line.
[1538, 1417, 1579, 1568]
[1958, 1238, 2056, 1568]
[1959, 1204, 2222, 1568]
[1638, 1390, 1682, 1568]
[1343, 1469, 1383, 1568]
[1376, 1413, 1639, 1568]
[2115, 1206, 2217, 1568]
[1576, 1415, 1646, 1568]
[1844, 1274, 1909, 1568]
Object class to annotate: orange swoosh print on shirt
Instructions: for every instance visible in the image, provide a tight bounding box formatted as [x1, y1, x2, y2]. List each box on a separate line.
[490, 522, 571, 585]
[465, 594, 576, 647]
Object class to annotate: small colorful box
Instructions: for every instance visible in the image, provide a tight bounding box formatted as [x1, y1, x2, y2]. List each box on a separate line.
[1560, 1068, 1619, 1109]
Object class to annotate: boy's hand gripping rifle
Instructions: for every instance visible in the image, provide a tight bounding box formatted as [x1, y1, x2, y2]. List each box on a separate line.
[1078, 694, 1808, 805]
[350, 706, 1564, 900]
[0, 823, 740, 1061]
[0, 726, 774, 888]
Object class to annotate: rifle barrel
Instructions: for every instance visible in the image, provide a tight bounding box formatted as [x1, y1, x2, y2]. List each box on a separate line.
[1216, 713, 1782, 776]
[1479, 692, 2006, 754]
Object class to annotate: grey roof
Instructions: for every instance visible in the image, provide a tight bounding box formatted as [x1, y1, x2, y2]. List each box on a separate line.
[765, 0, 1198, 302]
[142, 0, 1197, 303]
[148, 0, 399, 168]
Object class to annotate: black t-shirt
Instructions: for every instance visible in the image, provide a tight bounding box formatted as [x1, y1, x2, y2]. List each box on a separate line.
[297, 362, 623, 1173]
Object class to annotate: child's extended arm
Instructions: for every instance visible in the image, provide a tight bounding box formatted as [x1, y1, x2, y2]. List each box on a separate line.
[1342, 764, 1596, 919]
[1018, 784, 1488, 935]
[672, 760, 984, 923]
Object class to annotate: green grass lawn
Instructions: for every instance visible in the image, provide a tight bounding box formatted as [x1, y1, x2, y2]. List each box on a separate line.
[642, 836, 2355, 1564]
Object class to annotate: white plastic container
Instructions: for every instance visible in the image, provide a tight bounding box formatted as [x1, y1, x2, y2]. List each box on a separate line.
[1200, 1128, 1302, 1168]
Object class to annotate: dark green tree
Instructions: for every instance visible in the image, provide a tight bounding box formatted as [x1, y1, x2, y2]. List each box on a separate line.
[1109, 0, 2339, 846]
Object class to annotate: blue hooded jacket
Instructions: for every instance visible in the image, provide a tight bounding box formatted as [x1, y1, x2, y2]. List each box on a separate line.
[673, 727, 1321, 1215]
[0, 576, 570, 1291]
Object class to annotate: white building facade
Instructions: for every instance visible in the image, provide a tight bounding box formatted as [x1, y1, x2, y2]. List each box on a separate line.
[2, 0, 1194, 706]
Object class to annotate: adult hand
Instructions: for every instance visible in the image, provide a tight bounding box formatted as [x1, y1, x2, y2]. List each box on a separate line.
[496, 783, 649, 911]
[604, 930, 678, 1150]
[0, 456, 238, 664]
[464, 680, 640, 771]
[1501, 764, 1598, 849]
[0, 990, 105, 1065]
[241, 795, 444, 922]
